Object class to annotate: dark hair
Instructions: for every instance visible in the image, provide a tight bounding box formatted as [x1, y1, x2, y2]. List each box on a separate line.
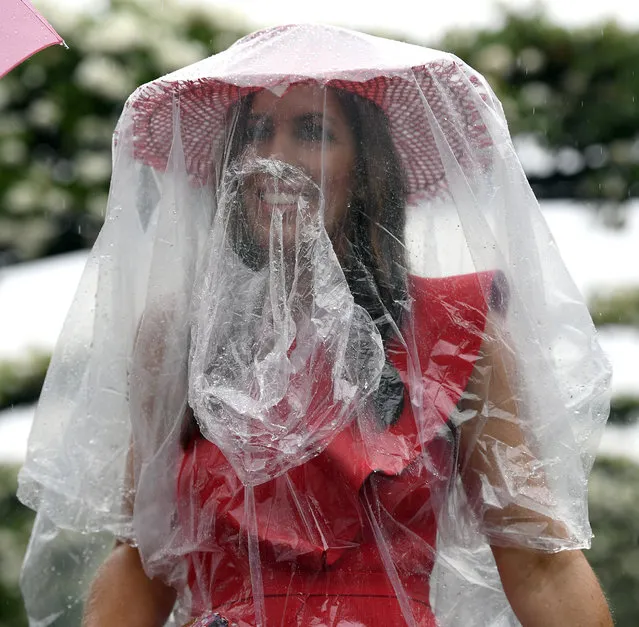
[182, 84, 409, 448]
[331, 88, 408, 342]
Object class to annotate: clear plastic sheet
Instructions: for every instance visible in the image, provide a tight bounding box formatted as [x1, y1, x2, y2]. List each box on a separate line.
[18, 24, 611, 626]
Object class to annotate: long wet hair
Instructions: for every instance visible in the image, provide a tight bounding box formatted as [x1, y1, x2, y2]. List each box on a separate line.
[182, 84, 409, 447]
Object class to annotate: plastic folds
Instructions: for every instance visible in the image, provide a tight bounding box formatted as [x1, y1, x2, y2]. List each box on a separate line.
[18, 24, 610, 626]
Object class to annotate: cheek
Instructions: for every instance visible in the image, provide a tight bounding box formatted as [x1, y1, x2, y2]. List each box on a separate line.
[321, 174, 353, 231]
[328, 171, 353, 203]
[324, 155, 355, 209]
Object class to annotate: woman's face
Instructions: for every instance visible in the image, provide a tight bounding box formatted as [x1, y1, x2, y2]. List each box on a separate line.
[238, 84, 357, 252]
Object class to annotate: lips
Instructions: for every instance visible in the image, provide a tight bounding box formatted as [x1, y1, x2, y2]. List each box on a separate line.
[253, 189, 300, 217]
[236, 160, 322, 220]
[253, 182, 316, 215]
[259, 190, 299, 206]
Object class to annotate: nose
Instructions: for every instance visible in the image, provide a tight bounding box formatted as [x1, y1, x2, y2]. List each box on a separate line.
[258, 127, 298, 166]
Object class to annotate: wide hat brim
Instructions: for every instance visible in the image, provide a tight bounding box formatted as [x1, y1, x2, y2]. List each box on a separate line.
[128, 26, 493, 200]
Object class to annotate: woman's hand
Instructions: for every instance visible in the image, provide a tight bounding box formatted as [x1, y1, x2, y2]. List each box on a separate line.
[492, 546, 612, 627]
[182, 612, 233, 626]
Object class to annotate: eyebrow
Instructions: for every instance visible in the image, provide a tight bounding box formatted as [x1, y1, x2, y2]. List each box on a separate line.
[247, 112, 339, 125]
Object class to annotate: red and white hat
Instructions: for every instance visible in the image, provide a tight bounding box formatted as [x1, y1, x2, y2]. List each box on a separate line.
[127, 24, 493, 198]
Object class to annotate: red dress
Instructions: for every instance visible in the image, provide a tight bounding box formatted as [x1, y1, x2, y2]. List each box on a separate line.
[178, 272, 499, 626]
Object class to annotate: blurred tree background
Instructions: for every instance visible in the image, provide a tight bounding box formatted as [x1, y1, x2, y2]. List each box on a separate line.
[2, 4, 639, 264]
[0, 0, 246, 265]
[440, 10, 639, 206]
[0, 1, 638, 625]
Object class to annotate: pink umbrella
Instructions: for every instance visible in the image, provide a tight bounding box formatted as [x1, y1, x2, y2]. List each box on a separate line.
[0, 0, 64, 78]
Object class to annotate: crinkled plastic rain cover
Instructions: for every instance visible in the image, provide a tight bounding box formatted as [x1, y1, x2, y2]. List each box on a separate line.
[18, 24, 611, 627]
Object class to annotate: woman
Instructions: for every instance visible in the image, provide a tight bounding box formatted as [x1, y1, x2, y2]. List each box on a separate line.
[18, 24, 612, 626]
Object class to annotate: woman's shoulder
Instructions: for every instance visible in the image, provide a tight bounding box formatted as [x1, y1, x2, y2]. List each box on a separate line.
[407, 270, 509, 318]
[391, 270, 510, 392]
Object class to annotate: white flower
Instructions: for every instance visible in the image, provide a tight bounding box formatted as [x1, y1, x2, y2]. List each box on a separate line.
[513, 134, 554, 178]
[0, 138, 27, 166]
[27, 99, 61, 129]
[517, 47, 545, 75]
[82, 11, 146, 54]
[476, 44, 514, 77]
[75, 55, 135, 100]
[5, 182, 40, 214]
[556, 147, 585, 176]
[521, 82, 553, 109]
[12, 217, 56, 258]
[37, 2, 85, 34]
[76, 117, 114, 146]
[150, 38, 207, 73]
[75, 151, 112, 184]
[610, 140, 633, 165]
[88, 192, 109, 218]
[601, 174, 626, 198]
[0, 114, 26, 135]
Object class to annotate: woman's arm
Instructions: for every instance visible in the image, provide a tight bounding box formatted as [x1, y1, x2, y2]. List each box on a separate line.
[83, 448, 176, 625]
[83, 306, 179, 626]
[82, 542, 176, 627]
[457, 318, 612, 626]
[491, 545, 612, 627]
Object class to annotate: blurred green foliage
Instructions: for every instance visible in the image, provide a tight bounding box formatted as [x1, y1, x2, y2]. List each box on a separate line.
[0, 466, 34, 627]
[0, 354, 50, 410]
[439, 9, 639, 205]
[0, 0, 247, 263]
[609, 396, 639, 426]
[591, 287, 639, 327]
[2, 4, 639, 262]
[588, 456, 639, 625]
[589, 286, 639, 424]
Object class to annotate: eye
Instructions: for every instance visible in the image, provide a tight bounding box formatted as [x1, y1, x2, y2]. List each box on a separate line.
[245, 119, 272, 143]
[296, 116, 335, 143]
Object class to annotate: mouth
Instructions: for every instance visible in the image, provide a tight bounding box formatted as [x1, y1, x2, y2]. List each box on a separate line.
[253, 184, 317, 215]
[236, 157, 320, 216]
[259, 190, 300, 207]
